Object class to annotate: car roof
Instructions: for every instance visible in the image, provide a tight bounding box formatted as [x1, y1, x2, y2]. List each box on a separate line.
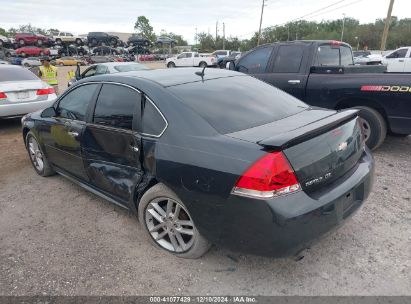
[0, 64, 22, 69]
[98, 67, 242, 87]
[96, 62, 144, 67]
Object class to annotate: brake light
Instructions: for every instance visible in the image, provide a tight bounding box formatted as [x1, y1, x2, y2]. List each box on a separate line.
[36, 87, 55, 95]
[0, 92, 7, 99]
[232, 151, 300, 199]
[331, 40, 342, 48]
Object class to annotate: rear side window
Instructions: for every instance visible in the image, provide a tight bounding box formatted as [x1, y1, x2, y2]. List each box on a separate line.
[340, 46, 354, 66]
[93, 84, 140, 130]
[237, 46, 273, 73]
[273, 45, 304, 73]
[142, 97, 167, 136]
[169, 76, 307, 134]
[0, 67, 38, 82]
[316, 46, 340, 66]
[57, 84, 99, 121]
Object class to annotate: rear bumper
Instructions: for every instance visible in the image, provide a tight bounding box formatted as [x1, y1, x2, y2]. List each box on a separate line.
[388, 116, 411, 134]
[213, 148, 374, 257]
[0, 97, 56, 118]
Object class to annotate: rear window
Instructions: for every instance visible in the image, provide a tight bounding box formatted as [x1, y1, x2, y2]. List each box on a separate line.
[168, 76, 308, 134]
[0, 67, 38, 82]
[113, 64, 149, 72]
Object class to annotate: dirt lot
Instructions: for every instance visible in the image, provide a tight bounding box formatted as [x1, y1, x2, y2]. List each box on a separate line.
[0, 66, 410, 295]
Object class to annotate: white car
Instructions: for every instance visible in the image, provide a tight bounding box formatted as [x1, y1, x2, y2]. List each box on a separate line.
[53, 32, 84, 45]
[0, 34, 11, 47]
[22, 57, 42, 68]
[382, 47, 411, 72]
[0, 65, 57, 118]
[166, 52, 216, 68]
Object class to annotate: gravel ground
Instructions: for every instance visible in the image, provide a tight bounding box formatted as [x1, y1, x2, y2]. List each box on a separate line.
[0, 67, 410, 295]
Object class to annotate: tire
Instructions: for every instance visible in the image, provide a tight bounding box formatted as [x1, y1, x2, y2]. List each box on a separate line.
[39, 51, 44, 56]
[19, 39, 25, 46]
[23, 63, 30, 67]
[199, 61, 207, 68]
[78, 51, 84, 56]
[21, 52, 26, 57]
[56, 39, 62, 45]
[26, 132, 55, 177]
[75, 38, 82, 45]
[110, 38, 117, 46]
[167, 62, 175, 68]
[355, 106, 387, 150]
[138, 183, 211, 259]
[37, 39, 43, 46]
[59, 62, 64, 66]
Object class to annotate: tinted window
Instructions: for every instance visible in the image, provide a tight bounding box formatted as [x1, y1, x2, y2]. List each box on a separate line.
[142, 98, 167, 136]
[186, 53, 192, 58]
[169, 76, 307, 134]
[57, 84, 98, 121]
[237, 46, 273, 73]
[93, 84, 140, 130]
[273, 45, 304, 73]
[340, 46, 354, 66]
[386, 49, 407, 59]
[95, 65, 108, 75]
[83, 66, 96, 77]
[0, 67, 38, 82]
[317, 46, 340, 66]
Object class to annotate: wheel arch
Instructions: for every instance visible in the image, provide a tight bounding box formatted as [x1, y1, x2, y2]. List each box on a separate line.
[335, 98, 389, 126]
[132, 175, 159, 214]
[22, 127, 30, 147]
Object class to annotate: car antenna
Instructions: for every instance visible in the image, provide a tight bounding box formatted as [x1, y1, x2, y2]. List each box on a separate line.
[195, 66, 206, 80]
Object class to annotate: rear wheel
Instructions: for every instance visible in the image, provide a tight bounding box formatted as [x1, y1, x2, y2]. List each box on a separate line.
[56, 38, 62, 45]
[37, 39, 43, 46]
[199, 61, 207, 68]
[26, 132, 55, 177]
[167, 62, 175, 68]
[75, 38, 82, 45]
[19, 39, 25, 46]
[138, 183, 211, 259]
[355, 106, 387, 150]
[59, 62, 64, 66]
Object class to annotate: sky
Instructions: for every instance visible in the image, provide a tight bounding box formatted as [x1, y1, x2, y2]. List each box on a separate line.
[1, 0, 410, 43]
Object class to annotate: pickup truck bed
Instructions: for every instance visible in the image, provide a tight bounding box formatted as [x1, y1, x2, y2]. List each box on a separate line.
[230, 40, 411, 149]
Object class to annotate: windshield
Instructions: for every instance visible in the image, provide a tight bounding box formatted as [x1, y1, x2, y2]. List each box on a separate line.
[0, 67, 39, 82]
[113, 64, 149, 72]
[169, 75, 308, 134]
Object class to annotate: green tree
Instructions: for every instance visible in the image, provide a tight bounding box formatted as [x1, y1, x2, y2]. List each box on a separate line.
[134, 16, 156, 41]
[0, 27, 7, 37]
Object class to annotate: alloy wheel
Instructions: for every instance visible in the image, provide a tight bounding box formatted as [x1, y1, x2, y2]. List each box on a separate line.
[145, 197, 195, 253]
[28, 136, 44, 172]
[360, 117, 371, 141]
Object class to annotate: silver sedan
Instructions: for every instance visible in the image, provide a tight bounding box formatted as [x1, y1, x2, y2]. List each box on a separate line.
[0, 65, 57, 118]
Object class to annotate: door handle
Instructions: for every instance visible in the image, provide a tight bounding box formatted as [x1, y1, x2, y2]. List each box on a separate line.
[130, 145, 139, 152]
[67, 131, 79, 137]
[288, 80, 301, 84]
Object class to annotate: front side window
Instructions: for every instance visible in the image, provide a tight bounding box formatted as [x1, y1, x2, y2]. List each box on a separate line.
[273, 45, 304, 73]
[237, 46, 273, 74]
[386, 49, 407, 59]
[57, 84, 99, 121]
[93, 84, 141, 130]
[186, 53, 193, 58]
[83, 66, 97, 77]
[95, 65, 108, 75]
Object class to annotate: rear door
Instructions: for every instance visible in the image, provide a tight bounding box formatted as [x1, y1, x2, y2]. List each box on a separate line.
[42, 83, 100, 181]
[82, 83, 143, 206]
[181, 53, 193, 66]
[265, 43, 309, 100]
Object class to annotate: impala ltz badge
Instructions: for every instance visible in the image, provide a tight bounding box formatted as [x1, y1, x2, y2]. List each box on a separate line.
[305, 172, 332, 187]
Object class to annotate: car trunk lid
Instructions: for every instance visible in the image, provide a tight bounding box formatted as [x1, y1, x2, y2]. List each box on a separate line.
[227, 108, 364, 192]
[0, 80, 45, 103]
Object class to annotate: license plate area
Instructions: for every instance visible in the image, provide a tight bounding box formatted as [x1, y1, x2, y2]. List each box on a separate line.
[16, 91, 30, 99]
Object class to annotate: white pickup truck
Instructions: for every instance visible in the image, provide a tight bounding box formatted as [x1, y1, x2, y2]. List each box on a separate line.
[166, 52, 216, 68]
[382, 47, 411, 72]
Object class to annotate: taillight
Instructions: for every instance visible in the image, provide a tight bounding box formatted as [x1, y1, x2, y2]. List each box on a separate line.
[36, 87, 55, 95]
[0, 92, 7, 99]
[232, 151, 301, 199]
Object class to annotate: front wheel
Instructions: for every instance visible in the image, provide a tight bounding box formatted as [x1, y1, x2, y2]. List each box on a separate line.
[138, 183, 211, 259]
[26, 132, 55, 177]
[199, 61, 207, 68]
[355, 106, 387, 150]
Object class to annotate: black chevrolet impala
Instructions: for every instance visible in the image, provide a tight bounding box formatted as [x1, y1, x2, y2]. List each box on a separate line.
[21, 68, 374, 258]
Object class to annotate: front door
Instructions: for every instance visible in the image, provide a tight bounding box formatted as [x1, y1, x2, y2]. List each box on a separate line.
[385, 48, 408, 72]
[42, 83, 100, 181]
[82, 83, 143, 206]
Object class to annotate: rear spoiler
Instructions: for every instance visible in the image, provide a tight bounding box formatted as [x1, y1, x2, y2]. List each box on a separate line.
[258, 109, 359, 149]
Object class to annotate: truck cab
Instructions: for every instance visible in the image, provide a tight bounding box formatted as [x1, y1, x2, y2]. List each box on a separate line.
[383, 47, 411, 72]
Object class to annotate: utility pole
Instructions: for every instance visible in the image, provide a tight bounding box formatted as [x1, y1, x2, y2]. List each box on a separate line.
[195, 27, 198, 47]
[287, 25, 290, 41]
[223, 22, 226, 50]
[381, 0, 395, 51]
[216, 21, 218, 42]
[257, 0, 265, 46]
[340, 13, 346, 41]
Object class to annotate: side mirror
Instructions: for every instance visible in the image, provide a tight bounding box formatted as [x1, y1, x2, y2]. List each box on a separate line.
[226, 61, 235, 70]
[75, 63, 81, 80]
[41, 106, 57, 118]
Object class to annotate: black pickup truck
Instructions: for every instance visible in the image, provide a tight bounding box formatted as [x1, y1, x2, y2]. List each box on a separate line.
[228, 40, 411, 149]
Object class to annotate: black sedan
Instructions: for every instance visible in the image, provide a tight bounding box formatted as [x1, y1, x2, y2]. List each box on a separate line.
[21, 68, 374, 258]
